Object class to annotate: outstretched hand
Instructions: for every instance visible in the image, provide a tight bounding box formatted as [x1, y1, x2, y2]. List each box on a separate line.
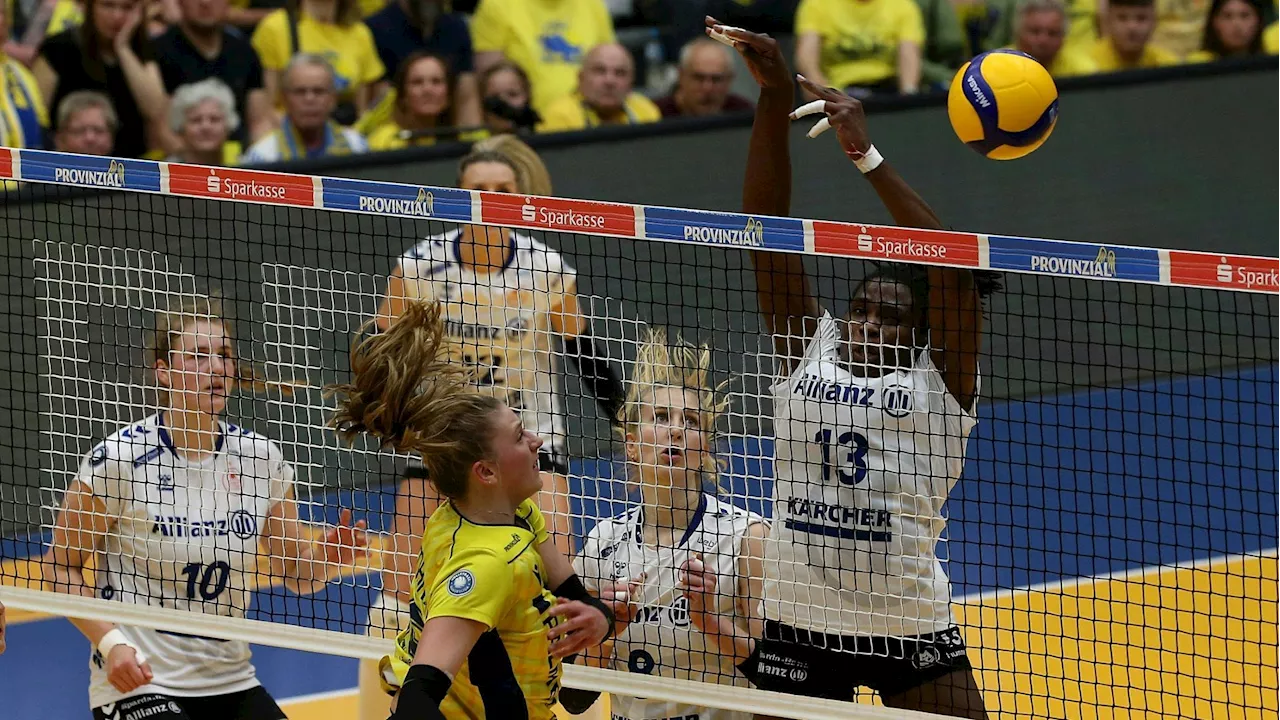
[546, 597, 612, 658]
[320, 508, 369, 567]
[704, 16, 792, 91]
[791, 76, 873, 161]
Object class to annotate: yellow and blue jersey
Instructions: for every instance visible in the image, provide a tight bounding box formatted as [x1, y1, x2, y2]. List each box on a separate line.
[0, 54, 46, 149]
[385, 499, 563, 719]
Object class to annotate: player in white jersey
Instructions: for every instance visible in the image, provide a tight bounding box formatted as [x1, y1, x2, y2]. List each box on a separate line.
[359, 137, 625, 720]
[572, 330, 768, 720]
[710, 21, 998, 718]
[43, 295, 369, 720]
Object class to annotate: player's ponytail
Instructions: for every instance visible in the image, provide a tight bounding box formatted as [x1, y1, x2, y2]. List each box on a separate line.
[619, 328, 730, 477]
[326, 300, 503, 500]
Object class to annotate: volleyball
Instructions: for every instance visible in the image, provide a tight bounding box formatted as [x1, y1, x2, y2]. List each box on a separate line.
[947, 50, 1059, 160]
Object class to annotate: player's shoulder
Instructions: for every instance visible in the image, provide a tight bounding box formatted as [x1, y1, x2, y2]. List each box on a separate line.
[511, 232, 574, 276]
[401, 231, 457, 276]
[222, 422, 287, 462]
[704, 495, 765, 531]
[94, 414, 166, 469]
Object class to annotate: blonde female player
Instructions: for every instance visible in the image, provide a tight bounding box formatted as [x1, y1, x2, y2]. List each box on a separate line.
[571, 330, 768, 720]
[708, 19, 997, 719]
[43, 295, 368, 720]
[330, 300, 614, 720]
[360, 134, 625, 720]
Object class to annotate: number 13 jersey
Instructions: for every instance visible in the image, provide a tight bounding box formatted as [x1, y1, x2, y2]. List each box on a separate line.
[76, 413, 295, 708]
[764, 313, 979, 639]
[398, 229, 577, 459]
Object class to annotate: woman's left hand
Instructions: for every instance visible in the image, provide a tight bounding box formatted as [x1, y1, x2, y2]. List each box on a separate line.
[545, 598, 611, 658]
[113, 7, 143, 52]
[319, 508, 369, 567]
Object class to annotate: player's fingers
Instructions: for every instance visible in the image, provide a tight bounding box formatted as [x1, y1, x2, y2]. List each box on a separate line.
[789, 99, 824, 120]
[807, 117, 832, 139]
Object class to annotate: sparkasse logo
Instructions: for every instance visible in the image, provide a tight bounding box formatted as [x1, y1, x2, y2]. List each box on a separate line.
[682, 216, 765, 247]
[54, 159, 126, 188]
[519, 198, 606, 229]
[207, 170, 286, 200]
[854, 226, 949, 259]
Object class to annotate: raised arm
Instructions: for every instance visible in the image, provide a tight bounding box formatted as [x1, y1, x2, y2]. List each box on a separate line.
[709, 18, 821, 373]
[795, 76, 984, 408]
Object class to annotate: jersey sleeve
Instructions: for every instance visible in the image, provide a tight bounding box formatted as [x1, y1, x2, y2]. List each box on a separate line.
[469, 0, 508, 53]
[531, 242, 577, 313]
[896, 0, 926, 46]
[265, 440, 297, 504]
[517, 499, 551, 546]
[794, 0, 826, 35]
[772, 311, 840, 388]
[916, 348, 981, 428]
[73, 441, 127, 516]
[425, 546, 514, 628]
[571, 527, 605, 591]
[250, 10, 291, 71]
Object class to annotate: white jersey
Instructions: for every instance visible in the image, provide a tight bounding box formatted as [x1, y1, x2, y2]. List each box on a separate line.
[398, 229, 577, 457]
[574, 494, 762, 720]
[764, 313, 978, 638]
[74, 413, 295, 708]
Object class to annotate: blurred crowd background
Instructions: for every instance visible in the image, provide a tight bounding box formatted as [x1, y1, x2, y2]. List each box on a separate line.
[0, 0, 1273, 167]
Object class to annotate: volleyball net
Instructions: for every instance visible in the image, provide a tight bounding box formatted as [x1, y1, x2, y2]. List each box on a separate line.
[0, 149, 1276, 720]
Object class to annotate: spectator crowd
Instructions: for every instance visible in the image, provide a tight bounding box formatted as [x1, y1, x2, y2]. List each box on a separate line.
[0, 0, 1271, 165]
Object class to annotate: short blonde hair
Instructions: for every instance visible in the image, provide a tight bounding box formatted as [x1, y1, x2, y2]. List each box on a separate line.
[56, 90, 117, 133]
[168, 78, 240, 135]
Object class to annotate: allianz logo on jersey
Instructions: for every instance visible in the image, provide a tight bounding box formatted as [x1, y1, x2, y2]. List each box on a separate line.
[1030, 246, 1117, 278]
[682, 216, 765, 247]
[359, 187, 435, 217]
[53, 159, 126, 188]
[444, 316, 529, 340]
[151, 509, 257, 539]
[633, 595, 691, 627]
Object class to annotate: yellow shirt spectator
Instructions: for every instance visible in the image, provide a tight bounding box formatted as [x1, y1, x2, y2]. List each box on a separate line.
[795, 0, 927, 89]
[1063, 0, 1100, 55]
[366, 122, 487, 150]
[1047, 48, 1102, 75]
[251, 7, 384, 105]
[537, 91, 661, 132]
[470, 0, 615, 113]
[0, 52, 47, 148]
[1152, 0, 1211, 57]
[1090, 37, 1182, 68]
[1265, 22, 1279, 52]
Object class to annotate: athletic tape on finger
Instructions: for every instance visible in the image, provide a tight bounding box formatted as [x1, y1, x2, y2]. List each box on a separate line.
[708, 25, 745, 47]
[790, 100, 833, 138]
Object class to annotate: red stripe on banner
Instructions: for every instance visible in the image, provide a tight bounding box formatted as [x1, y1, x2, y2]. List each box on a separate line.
[167, 163, 315, 206]
[0, 147, 15, 179]
[1168, 251, 1280, 293]
[812, 221, 981, 267]
[480, 192, 635, 237]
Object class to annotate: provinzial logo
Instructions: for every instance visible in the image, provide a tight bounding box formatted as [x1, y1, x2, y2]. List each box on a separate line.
[644, 207, 805, 252]
[321, 178, 472, 221]
[358, 187, 434, 216]
[53, 158, 126, 187]
[1029, 246, 1117, 277]
[988, 236, 1161, 282]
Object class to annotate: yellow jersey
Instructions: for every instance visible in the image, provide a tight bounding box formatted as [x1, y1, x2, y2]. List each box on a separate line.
[251, 9, 385, 103]
[384, 499, 564, 719]
[1152, 0, 1210, 57]
[470, 0, 616, 113]
[1089, 38, 1182, 70]
[0, 55, 47, 149]
[1008, 45, 1099, 77]
[536, 91, 662, 133]
[1062, 0, 1100, 56]
[796, 0, 926, 88]
[1265, 23, 1279, 54]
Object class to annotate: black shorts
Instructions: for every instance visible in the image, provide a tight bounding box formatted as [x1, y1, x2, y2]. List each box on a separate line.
[92, 687, 286, 720]
[749, 621, 971, 699]
[405, 448, 569, 479]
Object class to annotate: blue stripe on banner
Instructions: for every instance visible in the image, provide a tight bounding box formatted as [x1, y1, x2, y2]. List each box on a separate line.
[987, 235, 1163, 282]
[320, 178, 473, 222]
[21, 150, 161, 192]
[645, 206, 805, 252]
[784, 519, 893, 542]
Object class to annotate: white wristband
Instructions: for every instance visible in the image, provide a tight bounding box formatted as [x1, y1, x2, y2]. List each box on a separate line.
[853, 144, 884, 174]
[98, 628, 146, 664]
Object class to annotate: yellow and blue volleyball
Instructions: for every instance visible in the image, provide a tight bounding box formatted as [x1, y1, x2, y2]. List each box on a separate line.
[947, 50, 1059, 160]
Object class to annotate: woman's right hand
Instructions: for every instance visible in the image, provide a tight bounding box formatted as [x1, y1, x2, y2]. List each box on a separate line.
[597, 573, 645, 636]
[703, 16, 792, 91]
[106, 644, 153, 693]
